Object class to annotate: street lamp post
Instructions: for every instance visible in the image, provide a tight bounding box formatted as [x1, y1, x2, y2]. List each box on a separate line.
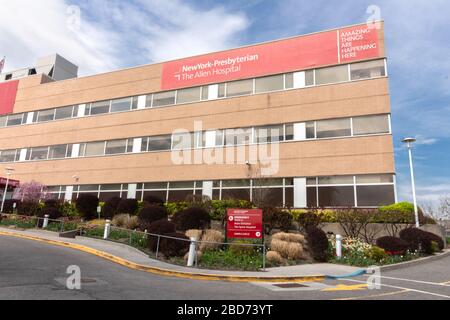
[1, 167, 15, 213]
[402, 138, 420, 228]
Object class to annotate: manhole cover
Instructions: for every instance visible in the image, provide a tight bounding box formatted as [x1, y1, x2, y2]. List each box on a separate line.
[273, 283, 308, 289]
[80, 278, 97, 284]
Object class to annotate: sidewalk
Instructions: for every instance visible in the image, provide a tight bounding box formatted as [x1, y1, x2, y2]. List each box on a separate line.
[0, 226, 363, 282]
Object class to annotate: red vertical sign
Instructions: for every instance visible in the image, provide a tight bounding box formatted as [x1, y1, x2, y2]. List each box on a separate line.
[0, 80, 19, 116]
[227, 209, 263, 239]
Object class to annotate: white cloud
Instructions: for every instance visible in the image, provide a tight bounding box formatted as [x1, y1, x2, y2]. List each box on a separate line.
[0, 0, 249, 76]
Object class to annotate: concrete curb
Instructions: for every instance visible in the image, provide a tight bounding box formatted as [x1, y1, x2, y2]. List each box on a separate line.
[378, 249, 450, 272]
[0, 230, 325, 283]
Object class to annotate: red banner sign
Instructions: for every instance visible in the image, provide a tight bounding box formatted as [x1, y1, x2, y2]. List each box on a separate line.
[227, 209, 263, 239]
[161, 24, 380, 90]
[0, 80, 19, 116]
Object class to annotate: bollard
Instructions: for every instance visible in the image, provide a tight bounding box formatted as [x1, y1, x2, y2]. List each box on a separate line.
[336, 234, 343, 260]
[103, 220, 111, 240]
[187, 237, 197, 267]
[42, 215, 50, 229]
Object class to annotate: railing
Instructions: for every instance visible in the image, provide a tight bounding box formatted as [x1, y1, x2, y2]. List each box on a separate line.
[82, 224, 267, 271]
[0, 213, 77, 233]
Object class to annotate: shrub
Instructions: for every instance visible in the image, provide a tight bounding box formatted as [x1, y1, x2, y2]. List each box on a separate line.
[270, 239, 303, 260]
[76, 194, 99, 220]
[111, 214, 139, 230]
[272, 232, 305, 244]
[185, 194, 212, 213]
[147, 219, 176, 251]
[306, 227, 329, 262]
[229, 240, 256, 256]
[39, 206, 62, 220]
[210, 199, 253, 221]
[165, 202, 189, 216]
[117, 199, 139, 215]
[172, 207, 211, 231]
[399, 228, 444, 254]
[44, 199, 61, 209]
[297, 212, 322, 231]
[102, 197, 122, 219]
[138, 205, 168, 231]
[263, 207, 293, 233]
[199, 229, 224, 252]
[186, 229, 203, 240]
[379, 202, 436, 225]
[159, 232, 190, 257]
[17, 201, 41, 216]
[368, 246, 388, 262]
[60, 202, 79, 218]
[143, 195, 165, 207]
[266, 251, 284, 265]
[376, 236, 410, 255]
[2, 199, 20, 213]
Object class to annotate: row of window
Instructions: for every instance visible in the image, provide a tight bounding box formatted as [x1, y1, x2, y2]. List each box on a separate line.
[306, 175, 396, 207]
[46, 174, 395, 208]
[0, 59, 387, 128]
[0, 114, 390, 163]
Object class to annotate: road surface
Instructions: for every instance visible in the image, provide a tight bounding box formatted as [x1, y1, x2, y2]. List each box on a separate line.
[0, 235, 449, 300]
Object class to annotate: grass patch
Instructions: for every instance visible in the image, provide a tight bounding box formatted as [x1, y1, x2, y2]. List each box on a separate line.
[446, 237, 450, 245]
[0, 218, 36, 229]
[198, 249, 264, 271]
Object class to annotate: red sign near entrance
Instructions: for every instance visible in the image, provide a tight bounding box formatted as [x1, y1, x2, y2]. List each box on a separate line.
[227, 209, 263, 239]
[0, 80, 19, 116]
[161, 23, 381, 90]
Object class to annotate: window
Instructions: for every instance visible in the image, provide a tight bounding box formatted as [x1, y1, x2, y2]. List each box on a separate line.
[305, 70, 315, 86]
[357, 185, 395, 206]
[0, 116, 7, 127]
[169, 181, 195, 189]
[285, 73, 294, 89]
[148, 135, 172, 151]
[89, 101, 110, 115]
[141, 137, 149, 152]
[255, 75, 284, 93]
[29, 147, 49, 161]
[351, 59, 386, 80]
[356, 174, 393, 184]
[218, 83, 226, 98]
[105, 139, 127, 155]
[55, 106, 74, 120]
[318, 186, 355, 207]
[222, 180, 251, 188]
[37, 109, 55, 122]
[49, 145, 69, 159]
[84, 141, 105, 157]
[306, 122, 316, 139]
[153, 91, 176, 107]
[316, 118, 351, 138]
[201, 130, 224, 147]
[201, 86, 209, 100]
[315, 65, 349, 85]
[225, 128, 252, 146]
[111, 98, 131, 113]
[7, 114, 24, 126]
[318, 176, 354, 185]
[131, 96, 139, 110]
[177, 87, 201, 104]
[0, 150, 17, 163]
[353, 115, 390, 135]
[285, 124, 294, 141]
[172, 132, 197, 150]
[226, 79, 253, 97]
[255, 125, 284, 143]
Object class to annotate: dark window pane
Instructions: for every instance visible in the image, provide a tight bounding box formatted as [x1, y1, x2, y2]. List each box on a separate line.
[55, 106, 74, 120]
[285, 187, 294, 208]
[318, 186, 355, 207]
[226, 79, 253, 97]
[351, 59, 385, 80]
[143, 191, 167, 202]
[255, 75, 284, 93]
[177, 87, 201, 104]
[111, 98, 131, 113]
[306, 122, 315, 139]
[212, 189, 220, 200]
[168, 190, 194, 202]
[105, 139, 127, 155]
[221, 189, 250, 201]
[7, 114, 24, 126]
[49, 145, 68, 159]
[153, 91, 176, 107]
[307, 187, 317, 208]
[316, 118, 351, 138]
[253, 188, 283, 207]
[99, 192, 122, 202]
[90, 101, 110, 115]
[255, 125, 284, 143]
[148, 135, 172, 151]
[357, 185, 395, 207]
[353, 115, 390, 135]
[315, 65, 349, 85]
[37, 109, 55, 122]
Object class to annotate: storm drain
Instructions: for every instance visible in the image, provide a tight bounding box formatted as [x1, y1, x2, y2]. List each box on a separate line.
[273, 283, 308, 289]
[80, 278, 97, 284]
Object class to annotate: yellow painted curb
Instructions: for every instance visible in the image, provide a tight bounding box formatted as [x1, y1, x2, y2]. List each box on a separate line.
[0, 230, 325, 283]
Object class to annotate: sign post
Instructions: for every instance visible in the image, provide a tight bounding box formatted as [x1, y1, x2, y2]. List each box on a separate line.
[227, 209, 263, 240]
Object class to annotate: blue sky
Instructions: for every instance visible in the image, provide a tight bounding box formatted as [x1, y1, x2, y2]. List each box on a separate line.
[1, 0, 449, 206]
